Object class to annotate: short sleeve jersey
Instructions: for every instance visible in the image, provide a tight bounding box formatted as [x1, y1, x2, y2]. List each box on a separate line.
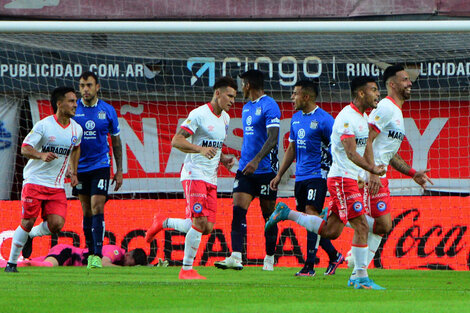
[238, 95, 281, 174]
[368, 96, 405, 176]
[22, 115, 82, 189]
[180, 103, 230, 185]
[328, 104, 369, 180]
[102, 245, 126, 265]
[289, 107, 334, 181]
[73, 99, 120, 172]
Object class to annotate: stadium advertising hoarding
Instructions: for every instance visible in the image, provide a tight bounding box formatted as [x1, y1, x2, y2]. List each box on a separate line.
[1, 55, 470, 92]
[29, 97, 469, 195]
[1, 197, 469, 270]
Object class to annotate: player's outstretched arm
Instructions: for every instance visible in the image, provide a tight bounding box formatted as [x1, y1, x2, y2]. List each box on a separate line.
[243, 127, 279, 175]
[111, 135, 123, 191]
[390, 154, 434, 189]
[342, 136, 385, 176]
[270, 141, 295, 191]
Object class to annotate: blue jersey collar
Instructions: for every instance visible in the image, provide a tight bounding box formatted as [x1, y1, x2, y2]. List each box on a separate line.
[302, 105, 319, 116]
[80, 98, 99, 107]
[251, 94, 267, 104]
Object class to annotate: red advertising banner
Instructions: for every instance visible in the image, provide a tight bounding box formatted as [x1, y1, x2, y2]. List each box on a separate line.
[30, 98, 470, 195]
[1, 196, 469, 270]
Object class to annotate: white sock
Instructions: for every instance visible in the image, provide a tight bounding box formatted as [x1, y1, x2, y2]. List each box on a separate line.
[365, 215, 375, 233]
[29, 221, 51, 238]
[166, 218, 192, 233]
[182, 226, 202, 270]
[289, 211, 323, 233]
[352, 245, 368, 278]
[367, 233, 383, 267]
[231, 251, 242, 260]
[346, 221, 351, 228]
[8, 226, 29, 264]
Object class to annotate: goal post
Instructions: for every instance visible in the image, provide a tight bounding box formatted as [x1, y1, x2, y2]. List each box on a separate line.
[0, 21, 468, 270]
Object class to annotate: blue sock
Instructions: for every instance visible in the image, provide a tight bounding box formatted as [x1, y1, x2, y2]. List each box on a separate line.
[83, 216, 94, 254]
[92, 214, 105, 257]
[231, 206, 247, 253]
[263, 212, 278, 256]
[306, 231, 319, 265]
[320, 237, 339, 261]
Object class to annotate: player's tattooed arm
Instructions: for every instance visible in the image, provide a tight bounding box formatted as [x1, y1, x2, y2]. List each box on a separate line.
[171, 128, 217, 159]
[390, 153, 434, 188]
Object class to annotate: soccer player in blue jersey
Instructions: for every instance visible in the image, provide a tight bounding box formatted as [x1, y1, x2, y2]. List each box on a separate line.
[269, 80, 343, 277]
[214, 69, 281, 271]
[72, 71, 123, 269]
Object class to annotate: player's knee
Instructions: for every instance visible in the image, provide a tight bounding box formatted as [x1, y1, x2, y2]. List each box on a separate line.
[48, 222, 64, 233]
[374, 220, 392, 235]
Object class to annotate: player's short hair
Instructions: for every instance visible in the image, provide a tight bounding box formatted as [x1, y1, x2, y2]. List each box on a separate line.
[213, 76, 238, 91]
[382, 64, 405, 86]
[294, 79, 319, 99]
[79, 71, 99, 84]
[239, 69, 264, 90]
[50, 86, 75, 113]
[350, 76, 377, 98]
[130, 248, 148, 266]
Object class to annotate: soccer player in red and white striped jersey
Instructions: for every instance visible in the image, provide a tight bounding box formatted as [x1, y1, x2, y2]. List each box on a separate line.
[4, 86, 82, 273]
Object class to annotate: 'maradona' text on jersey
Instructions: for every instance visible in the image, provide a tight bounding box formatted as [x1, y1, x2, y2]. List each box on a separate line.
[238, 95, 281, 174]
[289, 106, 334, 181]
[73, 99, 120, 173]
[180, 103, 230, 186]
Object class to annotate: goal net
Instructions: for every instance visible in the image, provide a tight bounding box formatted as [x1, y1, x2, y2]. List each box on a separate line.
[0, 21, 468, 270]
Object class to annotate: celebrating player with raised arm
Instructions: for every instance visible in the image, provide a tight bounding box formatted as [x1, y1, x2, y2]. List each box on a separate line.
[72, 71, 123, 269]
[266, 76, 387, 289]
[5, 87, 82, 273]
[145, 76, 237, 279]
[214, 69, 281, 271]
[269, 80, 343, 277]
[347, 65, 434, 281]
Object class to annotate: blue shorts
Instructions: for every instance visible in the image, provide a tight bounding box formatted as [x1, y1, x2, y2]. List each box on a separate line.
[232, 170, 277, 200]
[73, 167, 110, 196]
[294, 178, 327, 213]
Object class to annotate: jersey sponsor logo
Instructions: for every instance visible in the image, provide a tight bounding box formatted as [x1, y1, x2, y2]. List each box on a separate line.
[344, 123, 349, 128]
[297, 128, 305, 139]
[113, 249, 119, 255]
[377, 201, 387, 211]
[48, 136, 56, 142]
[255, 107, 262, 115]
[208, 125, 214, 132]
[271, 117, 280, 124]
[388, 130, 405, 141]
[201, 140, 223, 148]
[292, 121, 300, 125]
[41, 145, 71, 156]
[85, 120, 95, 130]
[193, 202, 203, 213]
[246, 115, 252, 126]
[310, 120, 318, 129]
[353, 201, 363, 212]
[98, 111, 106, 120]
[355, 137, 368, 146]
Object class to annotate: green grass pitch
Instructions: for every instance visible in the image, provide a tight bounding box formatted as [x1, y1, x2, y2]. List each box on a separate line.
[1, 266, 469, 313]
